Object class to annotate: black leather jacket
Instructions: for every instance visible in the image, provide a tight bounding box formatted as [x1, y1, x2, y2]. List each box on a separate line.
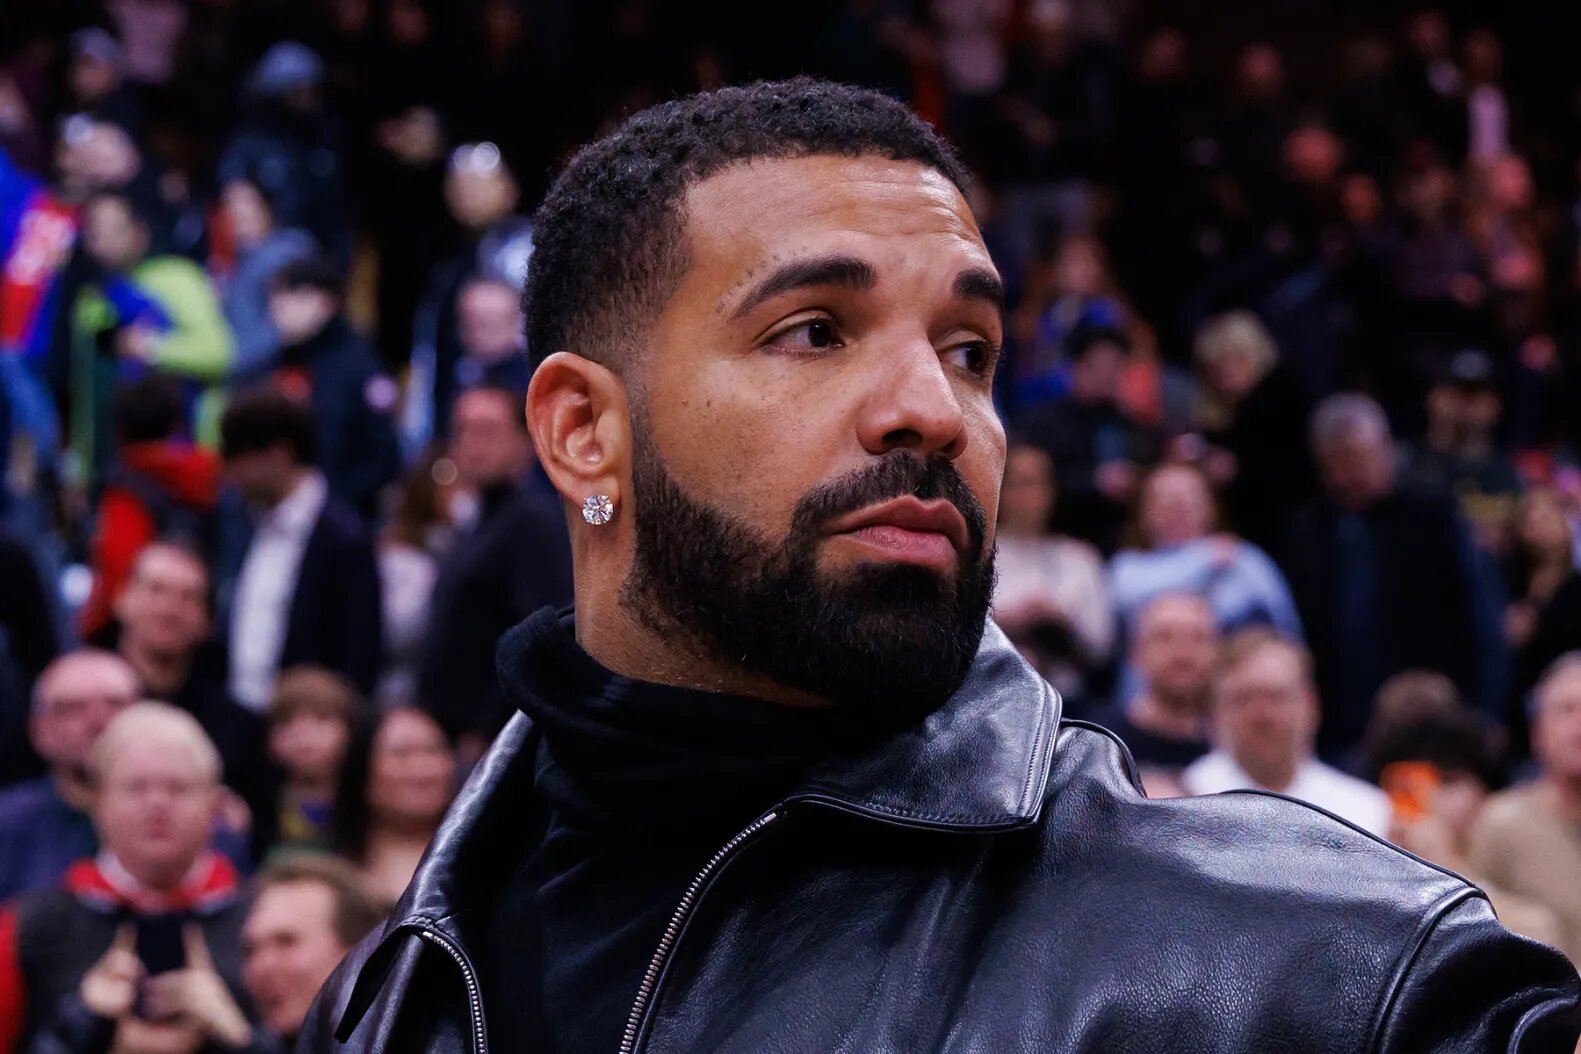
[299, 625, 1581, 1053]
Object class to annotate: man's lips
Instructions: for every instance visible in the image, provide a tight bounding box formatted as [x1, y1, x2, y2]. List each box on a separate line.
[824, 496, 971, 568]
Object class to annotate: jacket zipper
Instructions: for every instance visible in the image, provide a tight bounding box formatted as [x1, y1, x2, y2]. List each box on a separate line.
[617, 809, 781, 1054]
[420, 928, 488, 1054]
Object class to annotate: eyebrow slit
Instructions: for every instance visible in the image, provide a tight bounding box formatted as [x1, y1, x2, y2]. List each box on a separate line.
[728, 254, 877, 319]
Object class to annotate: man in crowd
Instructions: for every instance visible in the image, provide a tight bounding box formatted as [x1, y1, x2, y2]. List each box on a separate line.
[70, 188, 234, 477]
[1093, 593, 1215, 795]
[1019, 323, 1157, 554]
[80, 376, 220, 640]
[0, 703, 258, 1053]
[0, 650, 136, 902]
[305, 80, 1577, 1053]
[219, 389, 382, 709]
[1279, 392, 1507, 759]
[1404, 348, 1523, 553]
[1471, 654, 1581, 962]
[267, 256, 400, 519]
[242, 854, 383, 1048]
[418, 384, 571, 755]
[111, 542, 269, 827]
[1184, 629, 1393, 835]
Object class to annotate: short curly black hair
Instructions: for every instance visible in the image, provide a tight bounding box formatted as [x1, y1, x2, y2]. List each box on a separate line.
[523, 77, 969, 374]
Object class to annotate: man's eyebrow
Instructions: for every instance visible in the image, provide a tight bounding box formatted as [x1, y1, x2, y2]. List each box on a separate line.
[728, 254, 877, 319]
[953, 267, 1005, 310]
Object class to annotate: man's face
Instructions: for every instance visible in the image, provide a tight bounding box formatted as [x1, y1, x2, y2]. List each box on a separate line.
[1135, 596, 1217, 706]
[1318, 432, 1393, 510]
[95, 735, 219, 885]
[449, 389, 529, 487]
[1534, 669, 1581, 782]
[625, 156, 1005, 715]
[1214, 645, 1319, 780]
[457, 280, 524, 361]
[223, 179, 274, 247]
[243, 881, 350, 1038]
[82, 196, 148, 273]
[444, 167, 516, 230]
[269, 287, 336, 346]
[224, 446, 296, 508]
[1069, 343, 1127, 404]
[115, 547, 209, 658]
[31, 656, 138, 773]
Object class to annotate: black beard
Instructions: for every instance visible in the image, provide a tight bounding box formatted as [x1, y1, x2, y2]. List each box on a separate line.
[622, 426, 995, 723]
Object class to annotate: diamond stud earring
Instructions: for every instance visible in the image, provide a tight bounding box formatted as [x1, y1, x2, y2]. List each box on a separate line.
[581, 494, 615, 526]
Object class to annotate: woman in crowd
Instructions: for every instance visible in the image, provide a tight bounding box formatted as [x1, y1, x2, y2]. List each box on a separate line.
[264, 665, 362, 858]
[333, 705, 456, 906]
[1110, 462, 1302, 701]
[1503, 486, 1581, 746]
[212, 173, 318, 381]
[376, 450, 455, 709]
[992, 443, 1114, 713]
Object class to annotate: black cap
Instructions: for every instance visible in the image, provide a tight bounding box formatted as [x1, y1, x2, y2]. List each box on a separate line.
[1066, 321, 1132, 362]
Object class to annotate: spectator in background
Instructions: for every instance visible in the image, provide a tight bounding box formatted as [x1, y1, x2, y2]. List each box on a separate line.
[108, 542, 268, 827]
[1019, 323, 1158, 554]
[990, 442, 1113, 710]
[402, 143, 534, 455]
[418, 385, 571, 754]
[1364, 671, 1565, 953]
[267, 256, 400, 519]
[1192, 311, 1314, 550]
[0, 536, 61, 784]
[1184, 629, 1393, 835]
[219, 389, 383, 709]
[79, 376, 219, 640]
[241, 854, 383, 1048]
[1112, 462, 1302, 646]
[1404, 348, 1523, 553]
[214, 176, 318, 381]
[62, 29, 141, 139]
[0, 650, 136, 903]
[70, 188, 235, 477]
[0, 703, 259, 1054]
[1093, 594, 1216, 797]
[1505, 488, 1581, 713]
[1470, 655, 1581, 963]
[332, 706, 455, 907]
[377, 452, 452, 709]
[1279, 393, 1507, 760]
[261, 667, 361, 857]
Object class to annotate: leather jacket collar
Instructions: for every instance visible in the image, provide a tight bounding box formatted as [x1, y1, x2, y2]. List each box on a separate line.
[339, 618, 1060, 1039]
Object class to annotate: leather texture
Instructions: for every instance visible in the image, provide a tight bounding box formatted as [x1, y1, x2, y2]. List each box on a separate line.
[298, 623, 1581, 1053]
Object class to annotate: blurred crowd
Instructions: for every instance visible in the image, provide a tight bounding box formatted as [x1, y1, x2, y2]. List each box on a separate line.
[4, 0, 1581, 1047]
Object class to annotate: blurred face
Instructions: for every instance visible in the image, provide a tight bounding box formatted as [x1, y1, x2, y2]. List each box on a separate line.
[223, 179, 275, 247]
[1433, 772, 1488, 843]
[999, 446, 1055, 535]
[82, 196, 149, 273]
[457, 281, 524, 361]
[224, 446, 297, 508]
[269, 711, 350, 786]
[1135, 596, 1216, 706]
[1141, 466, 1215, 547]
[1054, 237, 1104, 296]
[95, 735, 219, 887]
[1517, 489, 1572, 558]
[114, 547, 209, 658]
[269, 286, 337, 345]
[1215, 644, 1319, 785]
[602, 156, 1004, 712]
[1284, 127, 1344, 187]
[243, 881, 350, 1038]
[1069, 342, 1127, 403]
[449, 389, 529, 487]
[1317, 431, 1393, 510]
[1340, 173, 1383, 226]
[367, 709, 454, 829]
[444, 167, 518, 231]
[70, 54, 119, 102]
[1206, 349, 1260, 402]
[1237, 44, 1285, 99]
[1489, 156, 1534, 211]
[31, 656, 138, 773]
[1535, 669, 1581, 782]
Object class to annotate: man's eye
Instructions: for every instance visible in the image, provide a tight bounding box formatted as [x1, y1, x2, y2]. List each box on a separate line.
[768, 318, 841, 351]
[944, 341, 999, 377]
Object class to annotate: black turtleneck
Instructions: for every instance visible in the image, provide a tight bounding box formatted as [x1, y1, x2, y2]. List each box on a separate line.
[482, 608, 878, 1054]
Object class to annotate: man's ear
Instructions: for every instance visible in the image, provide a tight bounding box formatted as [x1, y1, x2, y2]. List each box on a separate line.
[526, 352, 630, 516]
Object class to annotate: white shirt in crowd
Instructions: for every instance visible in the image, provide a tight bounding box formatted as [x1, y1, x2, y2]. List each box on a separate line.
[229, 471, 327, 711]
[1181, 750, 1393, 837]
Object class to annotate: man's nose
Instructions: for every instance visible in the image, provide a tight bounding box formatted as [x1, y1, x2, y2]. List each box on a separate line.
[855, 339, 968, 460]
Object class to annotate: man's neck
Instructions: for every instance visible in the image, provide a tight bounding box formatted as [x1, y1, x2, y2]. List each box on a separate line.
[287, 771, 336, 802]
[121, 635, 191, 698]
[1126, 691, 1208, 741]
[53, 768, 94, 812]
[1543, 773, 1581, 818]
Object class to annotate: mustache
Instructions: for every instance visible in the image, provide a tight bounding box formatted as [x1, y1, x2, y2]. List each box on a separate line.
[790, 453, 988, 555]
